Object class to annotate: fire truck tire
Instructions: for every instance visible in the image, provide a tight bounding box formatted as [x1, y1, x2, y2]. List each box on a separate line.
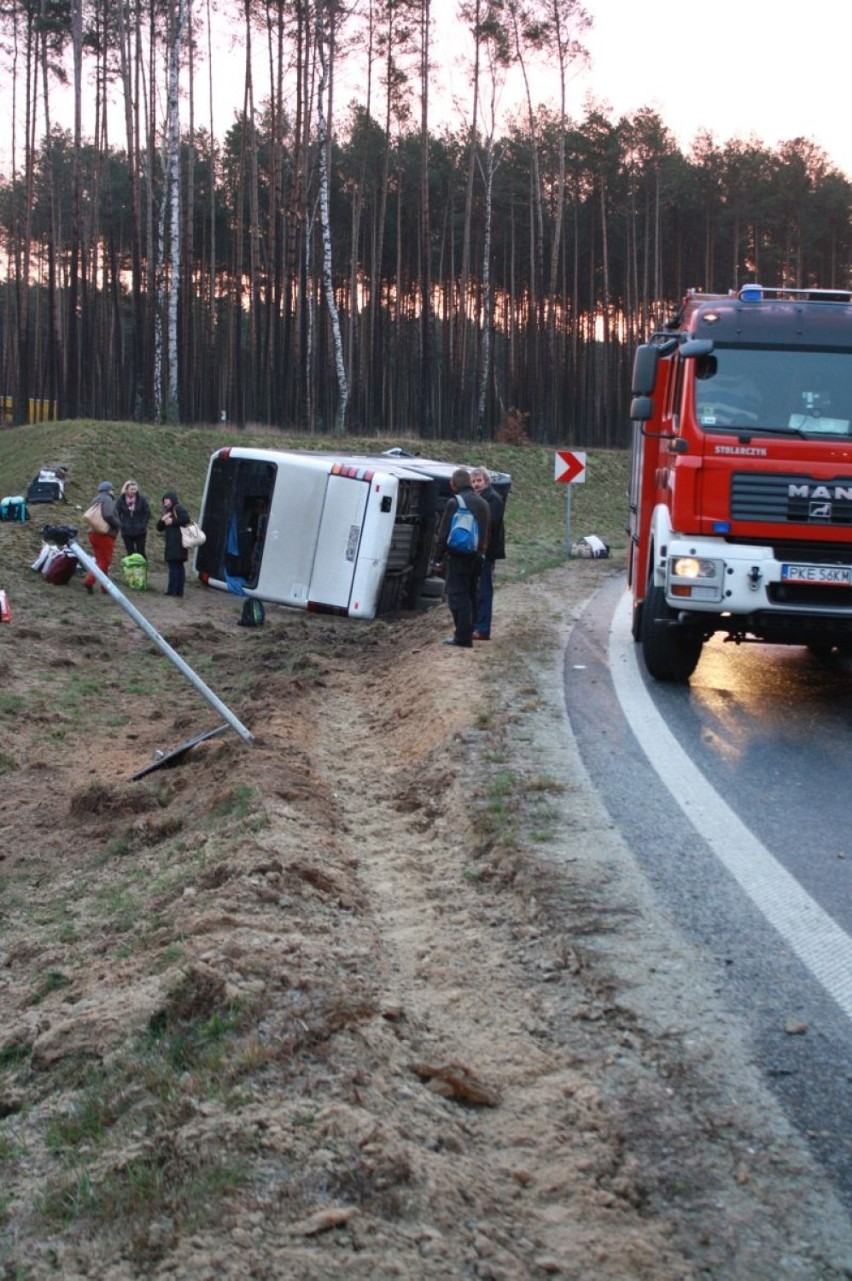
[640, 583, 703, 682]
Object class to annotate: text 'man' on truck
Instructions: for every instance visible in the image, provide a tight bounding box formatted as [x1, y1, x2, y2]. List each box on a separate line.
[195, 446, 510, 620]
[628, 284, 852, 681]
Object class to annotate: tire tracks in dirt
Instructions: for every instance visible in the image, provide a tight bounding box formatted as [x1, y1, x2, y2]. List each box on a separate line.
[308, 565, 852, 1278]
[309, 595, 696, 1278]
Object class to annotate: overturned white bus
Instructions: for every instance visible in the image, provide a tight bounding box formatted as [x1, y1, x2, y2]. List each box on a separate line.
[194, 447, 511, 619]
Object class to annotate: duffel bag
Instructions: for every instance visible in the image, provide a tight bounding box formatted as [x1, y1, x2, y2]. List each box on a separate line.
[43, 550, 78, 585]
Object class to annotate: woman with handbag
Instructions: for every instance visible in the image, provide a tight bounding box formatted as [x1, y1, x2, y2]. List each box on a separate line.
[156, 491, 191, 597]
[115, 479, 152, 559]
[82, 481, 120, 595]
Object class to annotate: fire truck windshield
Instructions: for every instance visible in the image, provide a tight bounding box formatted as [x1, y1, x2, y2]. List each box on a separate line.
[693, 347, 852, 436]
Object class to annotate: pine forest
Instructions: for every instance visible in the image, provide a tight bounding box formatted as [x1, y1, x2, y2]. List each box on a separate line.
[1, 0, 851, 444]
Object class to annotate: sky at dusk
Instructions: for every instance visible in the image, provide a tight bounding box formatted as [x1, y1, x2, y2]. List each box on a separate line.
[428, 0, 852, 177]
[573, 0, 852, 175]
[2, 0, 850, 180]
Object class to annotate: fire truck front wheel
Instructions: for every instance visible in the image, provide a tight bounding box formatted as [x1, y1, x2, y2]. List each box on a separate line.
[640, 583, 703, 682]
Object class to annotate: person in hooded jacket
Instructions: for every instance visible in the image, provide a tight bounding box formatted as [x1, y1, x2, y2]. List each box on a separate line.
[115, 479, 152, 559]
[156, 491, 191, 596]
[83, 481, 121, 595]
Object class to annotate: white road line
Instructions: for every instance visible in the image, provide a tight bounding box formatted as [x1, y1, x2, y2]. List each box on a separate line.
[608, 588, 852, 1024]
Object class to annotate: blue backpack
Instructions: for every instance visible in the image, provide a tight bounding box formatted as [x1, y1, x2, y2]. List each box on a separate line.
[446, 494, 479, 555]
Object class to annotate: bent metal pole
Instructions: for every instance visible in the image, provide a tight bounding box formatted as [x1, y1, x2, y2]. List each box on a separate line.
[66, 533, 254, 744]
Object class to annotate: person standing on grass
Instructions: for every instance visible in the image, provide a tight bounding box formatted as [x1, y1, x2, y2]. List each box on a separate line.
[470, 466, 505, 640]
[115, 479, 152, 559]
[433, 468, 490, 648]
[83, 481, 120, 595]
[156, 491, 191, 597]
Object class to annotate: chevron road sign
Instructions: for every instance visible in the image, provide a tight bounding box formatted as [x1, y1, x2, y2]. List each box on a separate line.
[554, 451, 587, 554]
[554, 450, 587, 484]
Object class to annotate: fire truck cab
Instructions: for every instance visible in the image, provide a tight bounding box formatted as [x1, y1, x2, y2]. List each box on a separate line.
[628, 284, 852, 681]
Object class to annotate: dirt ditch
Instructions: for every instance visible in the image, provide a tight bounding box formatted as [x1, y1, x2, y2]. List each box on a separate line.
[1, 538, 851, 1278]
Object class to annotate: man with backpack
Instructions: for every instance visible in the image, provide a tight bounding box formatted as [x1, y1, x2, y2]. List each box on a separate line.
[433, 468, 490, 648]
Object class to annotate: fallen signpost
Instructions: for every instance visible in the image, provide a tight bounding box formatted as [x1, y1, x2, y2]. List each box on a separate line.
[42, 523, 254, 752]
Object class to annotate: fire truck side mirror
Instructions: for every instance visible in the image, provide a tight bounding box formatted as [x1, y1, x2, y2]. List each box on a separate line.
[631, 344, 659, 396]
[630, 395, 654, 422]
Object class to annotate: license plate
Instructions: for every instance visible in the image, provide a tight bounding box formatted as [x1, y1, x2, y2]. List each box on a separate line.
[345, 523, 360, 562]
[781, 563, 852, 586]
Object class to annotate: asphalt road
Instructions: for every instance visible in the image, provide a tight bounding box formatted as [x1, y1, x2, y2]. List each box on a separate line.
[565, 575, 852, 1207]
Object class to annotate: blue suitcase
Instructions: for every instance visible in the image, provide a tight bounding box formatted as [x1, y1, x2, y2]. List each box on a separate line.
[0, 496, 27, 522]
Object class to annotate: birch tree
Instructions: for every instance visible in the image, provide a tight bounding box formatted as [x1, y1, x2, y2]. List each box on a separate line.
[168, 0, 188, 422]
[315, 0, 348, 433]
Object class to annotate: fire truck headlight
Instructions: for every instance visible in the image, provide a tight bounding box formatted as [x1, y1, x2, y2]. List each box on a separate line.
[668, 556, 724, 601]
[672, 556, 718, 579]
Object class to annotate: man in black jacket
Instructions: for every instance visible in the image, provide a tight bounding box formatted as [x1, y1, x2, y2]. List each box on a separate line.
[433, 468, 491, 648]
[470, 466, 505, 640]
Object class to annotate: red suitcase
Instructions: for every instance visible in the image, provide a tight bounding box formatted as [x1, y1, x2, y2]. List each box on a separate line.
[43, 551, 78, 585]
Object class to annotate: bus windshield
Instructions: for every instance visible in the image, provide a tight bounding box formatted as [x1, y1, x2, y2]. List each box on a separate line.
[693, 347, 852, 437]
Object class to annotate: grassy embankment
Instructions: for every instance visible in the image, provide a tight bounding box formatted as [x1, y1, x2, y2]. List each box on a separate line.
[0, 420, 629, 576]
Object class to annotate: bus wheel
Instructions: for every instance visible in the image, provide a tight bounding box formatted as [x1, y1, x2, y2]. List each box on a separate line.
[640, 582, 703, 682]
[418, 575, 446, 609]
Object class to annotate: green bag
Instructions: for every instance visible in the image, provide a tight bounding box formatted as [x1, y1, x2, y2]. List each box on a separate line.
[122, 553, 148, 591]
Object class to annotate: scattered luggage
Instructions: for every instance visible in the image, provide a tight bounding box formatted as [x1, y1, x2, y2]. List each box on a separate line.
[122, 553, 148, 591]
[572, 534, 610, 559]
[25, 467, 67, 504]
[31, 543, 53, 572]
[0, 496, 27, 522]
[43, 550, 78, 585]
[238, 598, 265, 627]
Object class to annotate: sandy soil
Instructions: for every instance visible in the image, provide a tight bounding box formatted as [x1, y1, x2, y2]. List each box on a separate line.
[1, 536, 852, 1279]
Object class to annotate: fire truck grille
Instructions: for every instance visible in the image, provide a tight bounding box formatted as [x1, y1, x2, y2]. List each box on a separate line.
[767, 582, 852, 607]
[769, 541, 852, 564]
[731, 472, 852, 526]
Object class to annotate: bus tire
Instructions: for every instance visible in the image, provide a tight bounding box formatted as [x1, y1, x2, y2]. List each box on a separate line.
[418, 575, 446, 609]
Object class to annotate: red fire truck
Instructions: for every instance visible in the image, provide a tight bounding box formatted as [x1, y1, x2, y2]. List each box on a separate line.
[628, 284, 852, 681]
